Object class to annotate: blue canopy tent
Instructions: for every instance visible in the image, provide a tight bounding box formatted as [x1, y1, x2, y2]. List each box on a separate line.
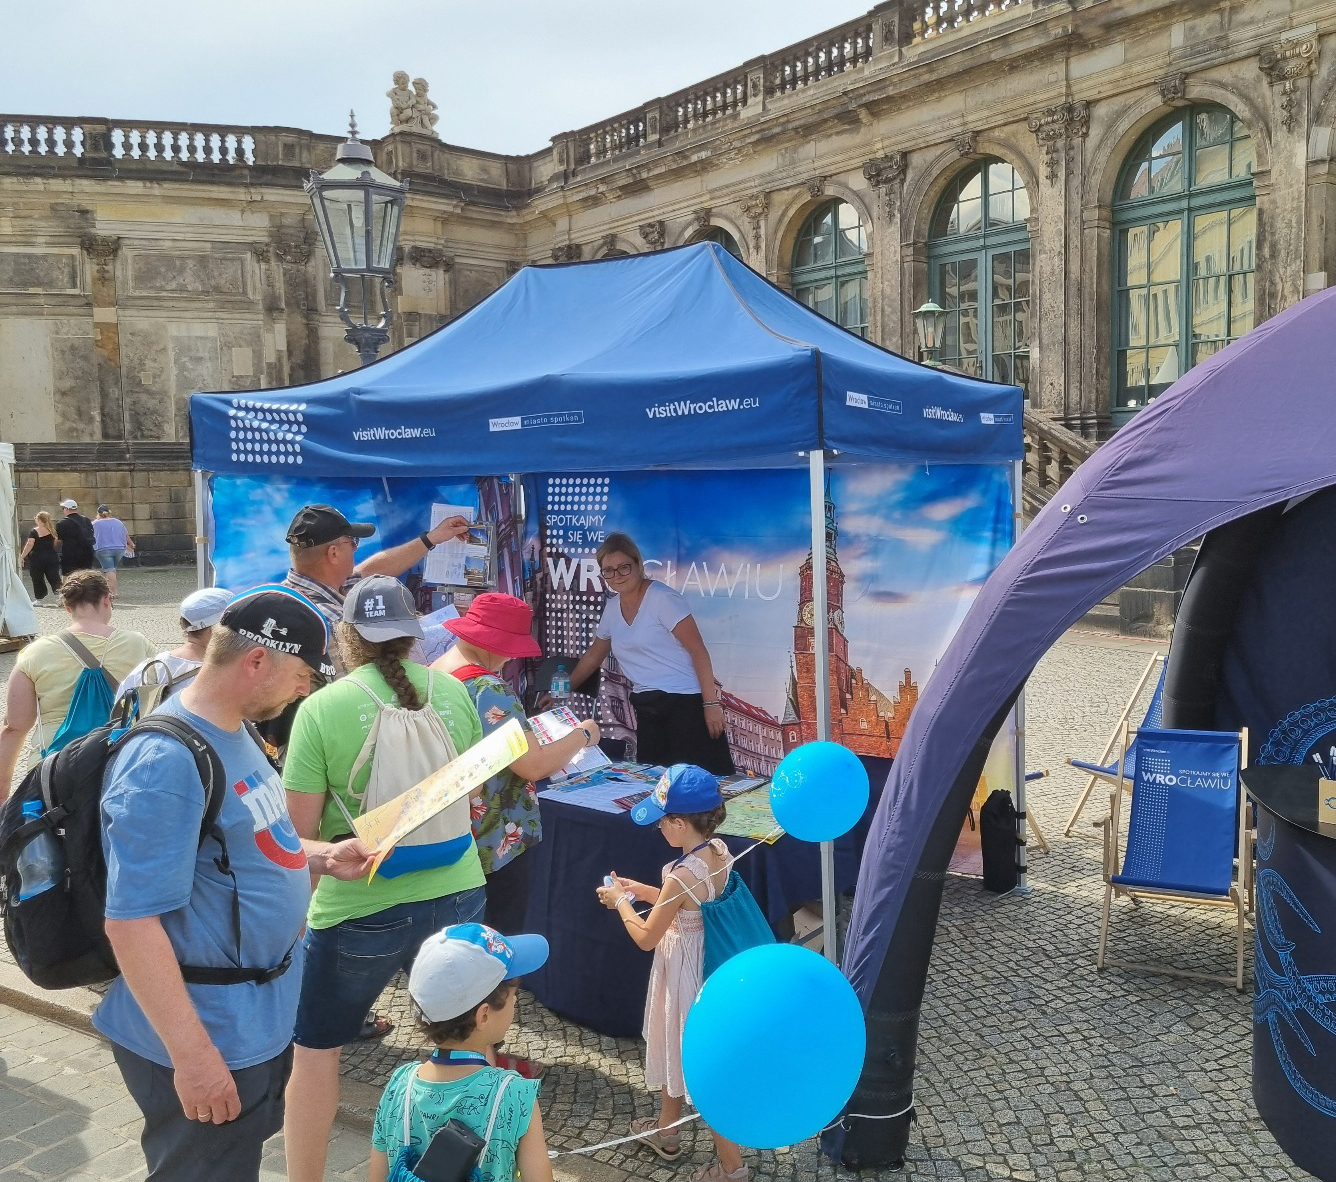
[189, 239, 1022, 966]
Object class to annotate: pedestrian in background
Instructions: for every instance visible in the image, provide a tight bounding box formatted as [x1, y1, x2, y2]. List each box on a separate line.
[18, 511, 62, 605]
[55, 498, 96, 577]
[93, 505, 133, 597]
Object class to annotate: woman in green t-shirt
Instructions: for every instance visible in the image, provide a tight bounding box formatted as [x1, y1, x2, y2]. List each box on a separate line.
[281, 575, 486, 1182]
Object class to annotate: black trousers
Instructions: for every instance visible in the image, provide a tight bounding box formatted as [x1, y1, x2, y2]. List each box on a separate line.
[28, 553, 61, 599]
[485, 846, 535, 935]
[112, 1041, 293, 1182]
[630, 690, 735, 775]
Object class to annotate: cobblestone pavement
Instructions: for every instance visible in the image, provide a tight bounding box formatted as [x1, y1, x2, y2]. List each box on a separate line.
[0, 567, 1317, 1180]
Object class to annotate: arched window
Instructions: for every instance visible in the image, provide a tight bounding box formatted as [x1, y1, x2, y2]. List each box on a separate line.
[1112, 105, 1255, 421]
[927, 159, 1031, 389]
[792, 200, 868, 336]
[699, 226, 743, 259]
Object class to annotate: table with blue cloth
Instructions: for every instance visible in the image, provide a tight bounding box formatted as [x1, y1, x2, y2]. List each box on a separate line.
[522, 759, 886, 1038]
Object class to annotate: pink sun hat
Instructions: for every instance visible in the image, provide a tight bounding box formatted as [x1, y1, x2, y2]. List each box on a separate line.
[443, 592, 542, 659]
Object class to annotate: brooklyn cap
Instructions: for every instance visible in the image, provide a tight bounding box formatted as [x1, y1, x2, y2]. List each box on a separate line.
[409, 923, 549, 1023]
[342, 575, 423, 643]
[285, 504, 376, 548]
[220, 584, 335, 679]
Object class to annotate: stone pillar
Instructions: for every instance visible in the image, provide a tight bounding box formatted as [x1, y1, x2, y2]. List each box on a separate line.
[862, 154, 906, 352]
[400, 245, 454, 345]
[80, 234, 123, 441]
[739, 193, 770, 277]
[1026, 101, 1089, 422]
[1079, 203, 1114, 440]
[1259, 36, 1318, 317]
[272, 232, 318, 384]
[250, 244, 284, 386]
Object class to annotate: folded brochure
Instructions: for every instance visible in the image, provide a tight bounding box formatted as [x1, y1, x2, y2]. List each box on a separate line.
[529, 706, 611, 781]
[354, 717, 528, 880]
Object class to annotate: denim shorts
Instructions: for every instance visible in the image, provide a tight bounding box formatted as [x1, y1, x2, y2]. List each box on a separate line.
[293, 887, 485, 1049]
[96, 547, 126, 571]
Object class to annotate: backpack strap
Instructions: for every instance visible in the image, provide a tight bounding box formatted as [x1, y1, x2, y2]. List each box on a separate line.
[448, 664, 493, 682]
[58, 631, 119, 697]
[122, 716, 295, 987]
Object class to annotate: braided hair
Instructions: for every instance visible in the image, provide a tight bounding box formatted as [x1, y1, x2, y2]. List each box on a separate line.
[336, 622, 423, 710]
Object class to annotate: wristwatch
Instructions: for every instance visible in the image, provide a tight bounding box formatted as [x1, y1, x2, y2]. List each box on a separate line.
[419, 531, 436, 550]
[580, 726, 593, 746]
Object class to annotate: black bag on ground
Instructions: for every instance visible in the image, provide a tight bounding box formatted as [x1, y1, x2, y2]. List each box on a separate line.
[0, 714, 291, 990]
[978, 788, 1019, 894]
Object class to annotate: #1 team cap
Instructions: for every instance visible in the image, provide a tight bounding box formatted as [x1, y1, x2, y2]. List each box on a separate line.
[342, 574, 423, 642]
[631, 763, 723, 826]
[220, 584, 335, 679]
[409, 923, 549, 1022]
[285, 503, 376, 548]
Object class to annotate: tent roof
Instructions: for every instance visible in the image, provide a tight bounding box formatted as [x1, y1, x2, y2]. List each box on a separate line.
[190, 242, 1021, 478]
[843, 282, 1336, 1003]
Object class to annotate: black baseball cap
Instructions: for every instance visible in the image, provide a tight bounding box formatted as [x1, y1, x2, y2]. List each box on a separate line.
[219, 585, 336, 679]
[285, 504, 376, 548]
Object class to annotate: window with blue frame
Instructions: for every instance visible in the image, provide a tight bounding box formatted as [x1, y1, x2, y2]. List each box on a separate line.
[1112, 105, 1255, 420]
[698, 226, 744, 259]
[927, 159, 1031, 390]
[791, 200, 868, 336]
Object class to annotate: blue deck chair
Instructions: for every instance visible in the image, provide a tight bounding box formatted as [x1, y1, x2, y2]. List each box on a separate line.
[1096, 725, 1251, 990]
[1063, 652, 1166, 836]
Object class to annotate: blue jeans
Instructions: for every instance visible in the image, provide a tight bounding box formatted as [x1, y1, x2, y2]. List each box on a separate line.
[292, 887, 485, 1049]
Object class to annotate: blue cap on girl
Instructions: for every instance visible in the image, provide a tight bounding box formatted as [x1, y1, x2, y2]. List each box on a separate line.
[631, 763, 723, 825]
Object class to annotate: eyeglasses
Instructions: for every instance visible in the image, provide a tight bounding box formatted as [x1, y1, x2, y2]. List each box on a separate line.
[600, 562, 634, 579]
[339, 535, 361, 550]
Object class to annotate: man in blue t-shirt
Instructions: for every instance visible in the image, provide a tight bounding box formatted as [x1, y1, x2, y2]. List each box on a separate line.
[96, 586, 376, 1182]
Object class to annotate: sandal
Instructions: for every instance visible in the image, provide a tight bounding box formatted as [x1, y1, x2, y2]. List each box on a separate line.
[629, 1115, 682, 1161]
[690, 1161, 751, 1182]
[354, 1014, 394, 1042]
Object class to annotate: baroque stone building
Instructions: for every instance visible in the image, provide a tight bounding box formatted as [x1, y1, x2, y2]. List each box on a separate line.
[1, 0, 1332, 558]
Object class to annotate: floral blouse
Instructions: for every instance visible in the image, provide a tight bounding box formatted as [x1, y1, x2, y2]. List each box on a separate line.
[457, 670, 542, 874]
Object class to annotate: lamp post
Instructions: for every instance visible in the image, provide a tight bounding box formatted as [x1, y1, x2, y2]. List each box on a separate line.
[912, 299, 949, 367]
[305, 113, 408, 366]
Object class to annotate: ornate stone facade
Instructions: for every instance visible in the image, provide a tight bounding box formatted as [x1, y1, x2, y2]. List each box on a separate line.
[3, 0, 1336, 556]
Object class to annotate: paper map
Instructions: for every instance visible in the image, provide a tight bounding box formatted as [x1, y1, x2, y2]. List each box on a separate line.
[423, 502, 475, 586]
[355, 718, 528, 879]
[530, 706, 611, 781]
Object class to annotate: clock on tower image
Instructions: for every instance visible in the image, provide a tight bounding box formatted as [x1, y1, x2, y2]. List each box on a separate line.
[781, 483, 918, 758]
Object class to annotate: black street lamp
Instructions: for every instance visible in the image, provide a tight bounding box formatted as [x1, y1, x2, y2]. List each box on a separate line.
[305, 113, 408, 366]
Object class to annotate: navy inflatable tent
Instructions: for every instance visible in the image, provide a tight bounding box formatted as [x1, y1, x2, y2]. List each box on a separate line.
[835, 285, 1336, 1172]
[190, 239, 1023, 971]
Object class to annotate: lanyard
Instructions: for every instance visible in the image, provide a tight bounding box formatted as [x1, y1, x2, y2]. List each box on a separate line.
[429, 1049, 491, 1067]
[672, 839, 713, 867]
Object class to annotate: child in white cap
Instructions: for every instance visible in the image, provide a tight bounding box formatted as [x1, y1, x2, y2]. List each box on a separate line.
[369, 923, 553, 1182]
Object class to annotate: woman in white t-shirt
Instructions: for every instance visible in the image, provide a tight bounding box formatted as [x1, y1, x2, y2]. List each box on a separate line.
[567, 532, 734, 775]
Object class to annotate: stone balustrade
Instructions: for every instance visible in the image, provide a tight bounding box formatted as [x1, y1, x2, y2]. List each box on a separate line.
[1022, 408, 1095, 517]
[661, 70, 751, 135]
[912, 0, 1025, 41]
[0, 116, 260, 165]
[767, 16, 876, 96]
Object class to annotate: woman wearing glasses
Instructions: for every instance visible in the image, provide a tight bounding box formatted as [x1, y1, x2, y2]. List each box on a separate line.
[567, 531, 734, 775]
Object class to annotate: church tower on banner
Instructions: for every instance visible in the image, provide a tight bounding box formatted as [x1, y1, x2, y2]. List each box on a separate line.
[781, 483, 917, 759]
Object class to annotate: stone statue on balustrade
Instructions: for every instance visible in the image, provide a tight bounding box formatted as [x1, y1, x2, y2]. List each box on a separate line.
[387, 71, 440, 137]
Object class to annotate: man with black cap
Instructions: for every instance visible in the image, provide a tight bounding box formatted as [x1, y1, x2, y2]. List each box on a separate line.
[282, 503, 469, 679]
[96, 585, 377, 1182]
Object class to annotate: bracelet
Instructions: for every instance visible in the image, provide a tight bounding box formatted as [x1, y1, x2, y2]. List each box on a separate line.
[616, 892, 634, 909]
[703, 699, 721, 707]
[418, 531, 437, 551]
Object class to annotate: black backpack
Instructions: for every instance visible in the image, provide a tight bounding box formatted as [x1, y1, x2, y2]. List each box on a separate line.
[0, 714, 292, 990]
[978, 788, 1020, 894]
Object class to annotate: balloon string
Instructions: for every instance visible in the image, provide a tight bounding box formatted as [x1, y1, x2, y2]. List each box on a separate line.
[548, 1113, 702, 1158]
[548, 1096, 915, 1159]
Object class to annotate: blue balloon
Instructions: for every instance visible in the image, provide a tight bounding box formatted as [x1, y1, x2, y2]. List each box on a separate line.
[682, 943, 866, 1149]
[769, 741, 869, 841]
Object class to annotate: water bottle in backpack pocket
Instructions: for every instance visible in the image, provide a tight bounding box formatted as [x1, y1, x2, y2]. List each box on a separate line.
[15, 802, 64, 900]
[334, 671, 473, 878]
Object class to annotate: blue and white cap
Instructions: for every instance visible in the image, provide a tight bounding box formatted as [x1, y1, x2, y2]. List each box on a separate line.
[630, 763, 723, 826]
[409, 923, 549, 1022]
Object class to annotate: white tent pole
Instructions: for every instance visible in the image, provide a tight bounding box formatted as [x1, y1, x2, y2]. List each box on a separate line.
[1011, 458, 1030, 893]
[808, 449, 837, 960]
[193, 470, 211, 590]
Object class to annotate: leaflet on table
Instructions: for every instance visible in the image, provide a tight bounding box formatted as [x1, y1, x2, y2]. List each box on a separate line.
[529, 706, 611, 781]
[718, 775, 767, 798]
[423, 503, 474, 586]
[355, 718, 528, 879]
[716, 786, 784, 844]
